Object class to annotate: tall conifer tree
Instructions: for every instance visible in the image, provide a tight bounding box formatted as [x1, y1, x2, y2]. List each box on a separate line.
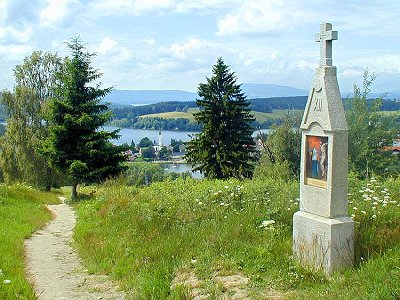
[44, 38, 127, 199]
[186, 58, 256, 179]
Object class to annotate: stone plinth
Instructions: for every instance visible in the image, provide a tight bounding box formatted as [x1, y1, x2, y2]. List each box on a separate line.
[293, 211, 354, 273]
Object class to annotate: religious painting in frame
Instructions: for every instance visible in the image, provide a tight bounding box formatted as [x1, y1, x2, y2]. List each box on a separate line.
[305, 135, 328, 188]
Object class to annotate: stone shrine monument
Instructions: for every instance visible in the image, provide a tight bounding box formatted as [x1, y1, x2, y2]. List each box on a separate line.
[293, 23, 354, 274]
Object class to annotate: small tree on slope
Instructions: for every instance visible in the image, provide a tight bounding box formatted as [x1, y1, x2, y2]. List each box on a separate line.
[186, 58, 256, 179]
[44, 38, 127, 199]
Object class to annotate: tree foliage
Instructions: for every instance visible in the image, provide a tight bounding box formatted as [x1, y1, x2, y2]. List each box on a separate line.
[141, 146, 155, 159]
[259, 110, 302, 177]
[186, 58, 256, 179]
[0, 51, 63, 189]
[346, 70, 399, 178]
[44, 38, 127, 199]
[158, 146, 171, 160]
[138, 137, 153, 148]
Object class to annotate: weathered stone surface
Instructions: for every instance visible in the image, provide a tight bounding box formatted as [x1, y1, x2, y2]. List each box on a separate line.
[293, 22, 354, 275]
[293, 211, 354, 274]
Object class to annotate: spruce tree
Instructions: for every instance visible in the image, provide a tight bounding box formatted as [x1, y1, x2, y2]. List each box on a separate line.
[44, 38, 127, 199]
[186, 58, 256, 179]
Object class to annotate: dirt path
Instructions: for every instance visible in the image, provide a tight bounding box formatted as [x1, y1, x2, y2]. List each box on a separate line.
[25, 198, 126, 300]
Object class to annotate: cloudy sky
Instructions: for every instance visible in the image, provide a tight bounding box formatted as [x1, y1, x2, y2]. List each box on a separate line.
[1, 0, 400, 93]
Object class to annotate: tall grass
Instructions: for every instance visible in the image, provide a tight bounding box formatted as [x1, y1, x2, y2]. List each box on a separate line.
[74, 174, 399, 299]
[0, 184, 60, 299]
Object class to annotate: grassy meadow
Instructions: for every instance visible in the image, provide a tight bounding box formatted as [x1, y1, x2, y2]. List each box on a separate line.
[0, 185, 60, 299]
[73, 167, 400, 299]
[138, 108, 298, 124]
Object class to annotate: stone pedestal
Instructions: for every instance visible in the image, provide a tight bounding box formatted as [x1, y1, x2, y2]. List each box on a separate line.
[293, 211, 354, 274]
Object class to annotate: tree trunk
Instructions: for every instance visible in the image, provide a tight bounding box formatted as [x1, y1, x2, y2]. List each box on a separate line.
[45, 167, 52, 192]
[71, 183, 78, 201]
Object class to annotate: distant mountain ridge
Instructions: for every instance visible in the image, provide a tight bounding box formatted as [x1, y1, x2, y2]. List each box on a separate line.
[104, 83, 399, 106]
[241, 83, 308, 98]
[104, 90, 198, 106]
[104, 83, 309, 106]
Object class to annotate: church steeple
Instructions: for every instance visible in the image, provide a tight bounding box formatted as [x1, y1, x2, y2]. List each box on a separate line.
[158, 128, 162, 147]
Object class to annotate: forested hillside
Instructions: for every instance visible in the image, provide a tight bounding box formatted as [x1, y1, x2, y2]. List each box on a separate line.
[109, 96, 400, 131]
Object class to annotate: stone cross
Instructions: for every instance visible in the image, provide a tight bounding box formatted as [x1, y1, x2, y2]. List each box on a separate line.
[315, 22, 338, 66]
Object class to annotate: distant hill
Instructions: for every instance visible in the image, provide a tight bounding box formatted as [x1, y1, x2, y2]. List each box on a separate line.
[384, 90, 400, 100]
[241, 83, 308, 98]
[341, 90, 400, 100]
[104, 90, 197, 106]
[104, 83, 309, 106]
[103, 84, 399, 106]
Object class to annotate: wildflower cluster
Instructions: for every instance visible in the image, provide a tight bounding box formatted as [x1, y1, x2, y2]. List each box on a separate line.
[193, 182, 246, 213]
[0, 269, 10, 284]
[258, 219, 275, 230]
[349, 177, 398, 223]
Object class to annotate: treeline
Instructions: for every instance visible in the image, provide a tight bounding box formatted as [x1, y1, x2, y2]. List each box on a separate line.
[250, 96, 308, 111]
[113, 117, 202, 131]
[112, 101, 197, 120]
[110, 96, 309, 121]
[110, 96, 400, 121]
[108, 96, 309, 130]
[367, 98, 400, 111]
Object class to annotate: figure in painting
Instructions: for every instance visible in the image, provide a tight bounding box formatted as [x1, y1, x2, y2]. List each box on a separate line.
[320, 141, 327, 179]
[311, 147, 319, 178]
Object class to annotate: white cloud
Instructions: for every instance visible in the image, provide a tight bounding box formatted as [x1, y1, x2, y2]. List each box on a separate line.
[169, 38, 202, 58]
[0, 1, 6, 22]
[0, 43, 33, 65]
[95, 37, 132, 62]
[39, 0, 78, 28]
[143, 38, 156, 46]
[0, 25, 32, 42]
[97, 37, 119, 55]
[217, 0, 313, 36]
[174, 0, 234, 13]
[341, 69, 364, 79]
[91, 0, 174, 16]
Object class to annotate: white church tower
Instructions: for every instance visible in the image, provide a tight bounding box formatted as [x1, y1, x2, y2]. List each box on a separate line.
[158, 129, 162, 147]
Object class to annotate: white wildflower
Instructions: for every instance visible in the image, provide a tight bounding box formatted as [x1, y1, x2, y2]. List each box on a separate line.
[259, 220, 275, 229]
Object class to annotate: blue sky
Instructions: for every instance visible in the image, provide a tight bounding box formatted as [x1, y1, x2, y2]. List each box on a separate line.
[1, 0, 400, 93]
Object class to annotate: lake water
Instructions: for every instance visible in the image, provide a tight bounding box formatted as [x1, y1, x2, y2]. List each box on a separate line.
[105, 126, 270, 146]
[159, 163, 203, 179]
[105, 126, 197, 145]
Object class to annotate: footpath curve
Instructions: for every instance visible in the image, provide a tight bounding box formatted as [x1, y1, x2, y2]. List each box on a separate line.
[25, 198, 125, 300]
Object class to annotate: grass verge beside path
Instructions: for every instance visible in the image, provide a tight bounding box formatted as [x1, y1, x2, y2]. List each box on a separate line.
[74, 176, 400, 299]
[0, 184, 60, 299]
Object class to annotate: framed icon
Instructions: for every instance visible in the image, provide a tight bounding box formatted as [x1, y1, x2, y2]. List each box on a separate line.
[305, 135, 328, 188]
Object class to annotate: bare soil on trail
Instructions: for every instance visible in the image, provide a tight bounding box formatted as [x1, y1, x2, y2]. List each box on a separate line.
[24, 199, 125, 300]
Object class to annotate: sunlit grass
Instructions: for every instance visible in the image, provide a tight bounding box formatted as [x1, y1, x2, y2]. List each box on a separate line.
[73, 174, 400, 299]
[0, 184, 60, 299]
[138, 108, 298, 124]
